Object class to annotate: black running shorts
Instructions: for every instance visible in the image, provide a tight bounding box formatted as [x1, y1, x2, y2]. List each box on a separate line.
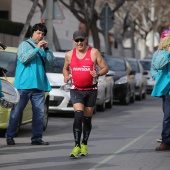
[70, 89, 97, 107]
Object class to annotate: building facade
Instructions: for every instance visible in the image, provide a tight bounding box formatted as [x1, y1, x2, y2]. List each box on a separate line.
[0, 0, 81, 51]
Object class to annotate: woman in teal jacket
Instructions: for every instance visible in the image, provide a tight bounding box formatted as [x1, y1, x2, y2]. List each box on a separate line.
[151, 33, 170, 151]
[6, 23, 54, 146]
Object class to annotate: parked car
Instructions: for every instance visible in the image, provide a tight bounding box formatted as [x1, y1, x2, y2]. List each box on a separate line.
[46, 51, 74, 113]
[139, 58, 156, 93]
[96, 69, 115, 111]
[46, 51, 115, 113]
[0, 46, 49, 136]
[126, 57, 147, 100]
[104, 55, 136, 105]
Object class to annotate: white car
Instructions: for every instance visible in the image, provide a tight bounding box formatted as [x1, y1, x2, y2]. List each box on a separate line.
[46, 52, 74, 113]
[46, 51, 114, 113]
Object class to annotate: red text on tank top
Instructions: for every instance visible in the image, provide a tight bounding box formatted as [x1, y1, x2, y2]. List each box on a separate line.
[69, 47, 97, 90]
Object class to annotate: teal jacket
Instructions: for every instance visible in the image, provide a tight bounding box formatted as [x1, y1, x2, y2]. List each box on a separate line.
[151, 50, 170, 97]
[0, 79, 4, 97]
[14, 38, 54, 91]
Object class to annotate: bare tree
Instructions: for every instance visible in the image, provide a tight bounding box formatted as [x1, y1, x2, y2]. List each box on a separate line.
[59, 0, 125, 53]
[59, 0, 99, 48]
[18, 0, 39, 44]
[99, 0, 126, 54]
[113, 0, 170, 57]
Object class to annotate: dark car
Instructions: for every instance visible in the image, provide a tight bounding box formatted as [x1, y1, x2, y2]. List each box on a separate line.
[126, 58, 147, 100]
[104, 55, 136, 105]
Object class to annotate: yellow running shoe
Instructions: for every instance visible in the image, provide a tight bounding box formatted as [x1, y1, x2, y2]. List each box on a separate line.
[81, 143, 88, 156]
[69, 145, 81, 158]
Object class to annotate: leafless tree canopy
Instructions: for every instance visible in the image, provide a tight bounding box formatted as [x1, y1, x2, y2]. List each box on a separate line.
[20, 0, 170, 55]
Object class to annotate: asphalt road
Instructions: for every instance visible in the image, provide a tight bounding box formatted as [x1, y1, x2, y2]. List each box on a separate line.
[0, 94, 170, 170]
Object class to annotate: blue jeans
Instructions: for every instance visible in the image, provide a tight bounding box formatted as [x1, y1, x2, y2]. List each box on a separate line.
[162, 95, 170, 144]
[6, 89, 45, 141]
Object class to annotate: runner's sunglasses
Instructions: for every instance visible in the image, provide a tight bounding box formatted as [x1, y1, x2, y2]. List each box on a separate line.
[74, 38, 85, 42]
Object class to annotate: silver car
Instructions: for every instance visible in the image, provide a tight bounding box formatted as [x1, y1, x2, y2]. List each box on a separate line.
[127, 58, 147, 100]
[96, 70, 115, 111]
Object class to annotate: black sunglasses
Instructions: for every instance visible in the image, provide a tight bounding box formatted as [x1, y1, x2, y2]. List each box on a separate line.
[74, 39, 85, 42]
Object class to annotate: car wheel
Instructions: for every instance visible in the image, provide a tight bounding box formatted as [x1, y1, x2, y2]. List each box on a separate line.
[106, 89, 113, 108]
[97, 95, 106, 111]
[106, 97, 113, 108]
[131, 92, 135, 103]
[93, 105, 97, 114]
[0, 129, 6, 137]
[43, 100, 49, 131]
[136, 91, 142, 101]
[136, 87, 143, 101]
[142, 90, 146, 99]
[120, 87, 130, 105]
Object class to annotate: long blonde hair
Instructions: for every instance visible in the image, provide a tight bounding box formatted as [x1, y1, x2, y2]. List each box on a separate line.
[158, 33, 170, 50]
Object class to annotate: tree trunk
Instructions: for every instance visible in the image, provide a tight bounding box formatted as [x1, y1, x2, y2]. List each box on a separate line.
[18, 0, 39, 44]
[131, 22, 135, 58]
[91, 23, 100, 51]
[116, 34, 124, 56]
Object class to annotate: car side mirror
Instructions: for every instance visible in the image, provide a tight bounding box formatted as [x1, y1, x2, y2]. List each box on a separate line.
[106, 70, 115, 77]
[129, 70, 136, 75]
[0, 42, 7, 50]
[143, 71, 148, 75]
[0, 67, 7, 77]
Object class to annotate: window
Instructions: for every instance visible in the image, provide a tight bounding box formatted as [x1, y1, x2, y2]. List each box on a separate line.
[46, 57, 64, 73]
[128, 60, 139, 73]
[105, 58, 126, 71]
[140, 60, 151, 71]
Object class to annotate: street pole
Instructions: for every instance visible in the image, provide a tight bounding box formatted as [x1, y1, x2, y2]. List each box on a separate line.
[105, 4, 109, 54]
[150, 0, 155, 53]
[45, 0, 53, 50]
[99, 3, 113, 55]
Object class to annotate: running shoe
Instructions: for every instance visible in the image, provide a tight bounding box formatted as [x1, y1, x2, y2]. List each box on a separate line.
[156, 138, 162, 143]
[69, 145, 81, 158]
[81, 143, 88, 156]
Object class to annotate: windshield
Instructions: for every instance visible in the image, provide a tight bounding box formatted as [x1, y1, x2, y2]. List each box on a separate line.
[140, 60, 151, 71]
[46, 57, 64, 73]
[128, 60, 139, 73]
[0, 51, 17, 77]
[104, 57, 126, 71]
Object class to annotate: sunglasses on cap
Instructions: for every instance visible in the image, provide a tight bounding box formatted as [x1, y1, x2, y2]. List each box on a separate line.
[74, 38, 85, 42]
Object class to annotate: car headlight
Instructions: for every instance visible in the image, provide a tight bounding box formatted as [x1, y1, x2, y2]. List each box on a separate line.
[115, 76, 128, 84]
[60, 83, 71, 92]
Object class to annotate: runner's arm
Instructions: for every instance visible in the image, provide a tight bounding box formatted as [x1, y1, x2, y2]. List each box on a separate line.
[63, 52, 71, 83]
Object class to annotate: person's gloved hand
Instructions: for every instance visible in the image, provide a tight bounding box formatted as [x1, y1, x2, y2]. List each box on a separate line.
[0, 67, 7, 77]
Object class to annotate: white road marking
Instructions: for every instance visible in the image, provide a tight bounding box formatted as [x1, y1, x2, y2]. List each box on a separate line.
[88, 123, 161, 170]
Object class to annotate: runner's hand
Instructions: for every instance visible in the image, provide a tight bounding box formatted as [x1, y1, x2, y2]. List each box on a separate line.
[64, 75, 71, 83]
